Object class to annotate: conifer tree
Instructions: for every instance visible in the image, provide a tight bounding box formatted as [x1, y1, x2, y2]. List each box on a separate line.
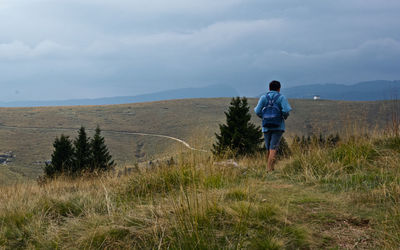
[90, 126, 115, 172]
[44, 134, 74, 178]
[73, 126, 91, 173]
[212, 97, 264, 157]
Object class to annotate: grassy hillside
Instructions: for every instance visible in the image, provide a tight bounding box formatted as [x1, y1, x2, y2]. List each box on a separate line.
[0, 133, 399, 248]
[0, 98, 397, 184]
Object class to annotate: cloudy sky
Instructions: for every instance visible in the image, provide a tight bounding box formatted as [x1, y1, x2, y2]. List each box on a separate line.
[1, 0, 400, 101]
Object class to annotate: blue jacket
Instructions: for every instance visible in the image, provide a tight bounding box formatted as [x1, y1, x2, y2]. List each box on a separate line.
[254, 91, 292, 132]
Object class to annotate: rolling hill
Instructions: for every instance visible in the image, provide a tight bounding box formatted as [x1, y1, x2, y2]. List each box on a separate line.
[0, 84, 239, 107]
[282, 80, 400, 101]
[0, 98, 397, 184]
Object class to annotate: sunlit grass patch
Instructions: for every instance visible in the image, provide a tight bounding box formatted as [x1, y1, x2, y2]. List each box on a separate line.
[202, 167, 245, 189]
[281, 149, 337, 183]
[224, 189, 248, 201]
[166, 189, 310, 249]
[282, 136, 396, 184]
[80, 226, 131, 249]
[120, 164, 199, 200]
[34, 196, 85, 219]
[321, 172, 397, 192]
[0, 211, 34, 249]
[375, 135, 400, 150]
[203, 174, 227, 189]
[280, 134, 400, 247]
[329, 141, 378, 171]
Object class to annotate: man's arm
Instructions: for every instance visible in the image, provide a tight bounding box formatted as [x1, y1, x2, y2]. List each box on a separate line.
[280, 96, 292, 120]
[254, 96, 266, 118]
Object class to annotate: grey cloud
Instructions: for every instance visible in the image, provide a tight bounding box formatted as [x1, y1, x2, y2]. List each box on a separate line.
[0, 40, 72, 60]
[0, 0, 399, 101]
[250, 38, 400, 85]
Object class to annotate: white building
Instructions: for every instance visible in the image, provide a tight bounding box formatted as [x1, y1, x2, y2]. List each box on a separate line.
[313, 95, 321, 100]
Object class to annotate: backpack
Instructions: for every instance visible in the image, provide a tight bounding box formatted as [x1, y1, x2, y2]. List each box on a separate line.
[261, 93, 283, 128]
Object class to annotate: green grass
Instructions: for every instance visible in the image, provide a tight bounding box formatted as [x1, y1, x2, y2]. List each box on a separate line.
[0, 97, 398, 248]
[0, 98, 396, 184]
[281, 135, 400, 248]
[0, 134, 399, 248]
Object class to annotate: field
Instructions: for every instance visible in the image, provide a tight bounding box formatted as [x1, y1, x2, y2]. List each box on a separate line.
[0, 98, 399, 248]
[0, 133, 399, 248]
[0, 98, 397, 184]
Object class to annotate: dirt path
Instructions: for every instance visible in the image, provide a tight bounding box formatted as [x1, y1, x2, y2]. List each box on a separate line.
[0, 125, 208, 152]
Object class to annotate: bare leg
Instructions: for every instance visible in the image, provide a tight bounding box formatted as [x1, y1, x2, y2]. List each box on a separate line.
[267, 149, 277, 171]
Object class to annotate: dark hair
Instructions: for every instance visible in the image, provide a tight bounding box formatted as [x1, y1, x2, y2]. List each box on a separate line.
[269, 80, 281, 91]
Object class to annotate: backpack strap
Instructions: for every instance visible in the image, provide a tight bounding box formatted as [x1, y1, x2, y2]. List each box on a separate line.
[266, 92, 281, 105]
[272, 93, 281, 103]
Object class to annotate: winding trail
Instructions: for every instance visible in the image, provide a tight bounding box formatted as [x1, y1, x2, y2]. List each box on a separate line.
[0, 125, 208, 153]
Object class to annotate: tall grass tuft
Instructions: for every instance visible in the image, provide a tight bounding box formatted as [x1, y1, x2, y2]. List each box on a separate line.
[282, 133, 400, 247]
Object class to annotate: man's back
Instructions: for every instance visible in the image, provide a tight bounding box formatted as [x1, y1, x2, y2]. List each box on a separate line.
[254, 90, 292, 132]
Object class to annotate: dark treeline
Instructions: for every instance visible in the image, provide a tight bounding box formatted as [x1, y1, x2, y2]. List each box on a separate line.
[44, 126, 115, 178]
[292, 133, 341, 151]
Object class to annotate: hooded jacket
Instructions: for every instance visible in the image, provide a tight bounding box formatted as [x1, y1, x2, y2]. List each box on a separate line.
[254, 91, 292, 132]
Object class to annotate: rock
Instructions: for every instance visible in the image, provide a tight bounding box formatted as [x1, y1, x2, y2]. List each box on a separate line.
[0, 151, 15, 165]
[214, 159, 240, 168]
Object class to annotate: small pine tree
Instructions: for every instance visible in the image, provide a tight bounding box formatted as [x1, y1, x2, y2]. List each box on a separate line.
[44, 134, 74, 178]
[212, 97, 264, 157]
[73, 126, 91, 173]
[90, 126, 115, 172]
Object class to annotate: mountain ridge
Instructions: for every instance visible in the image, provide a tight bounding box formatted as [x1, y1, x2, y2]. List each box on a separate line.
[0, 84, 239, 107]
[2, 80, 399, 107]
[281, 80, 400, 101]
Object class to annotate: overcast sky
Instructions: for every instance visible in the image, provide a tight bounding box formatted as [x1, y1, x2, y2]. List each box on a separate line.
[1, 0, 400, 101]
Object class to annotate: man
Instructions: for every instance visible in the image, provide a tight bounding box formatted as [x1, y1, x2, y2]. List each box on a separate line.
[254, 80, 292, 171]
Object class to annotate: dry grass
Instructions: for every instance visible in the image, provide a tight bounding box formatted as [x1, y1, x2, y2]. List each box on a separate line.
[0, 97, 399, 248]
[0, 131, 399, 249]
[0, 152, 299, 249]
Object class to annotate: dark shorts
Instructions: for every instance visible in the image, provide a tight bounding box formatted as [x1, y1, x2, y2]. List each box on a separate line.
[264, 131, 283, 150]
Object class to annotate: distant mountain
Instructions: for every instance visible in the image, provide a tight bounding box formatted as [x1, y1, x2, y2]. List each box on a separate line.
[281, 80, 400, 101]
[0, 84, 239, 107]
